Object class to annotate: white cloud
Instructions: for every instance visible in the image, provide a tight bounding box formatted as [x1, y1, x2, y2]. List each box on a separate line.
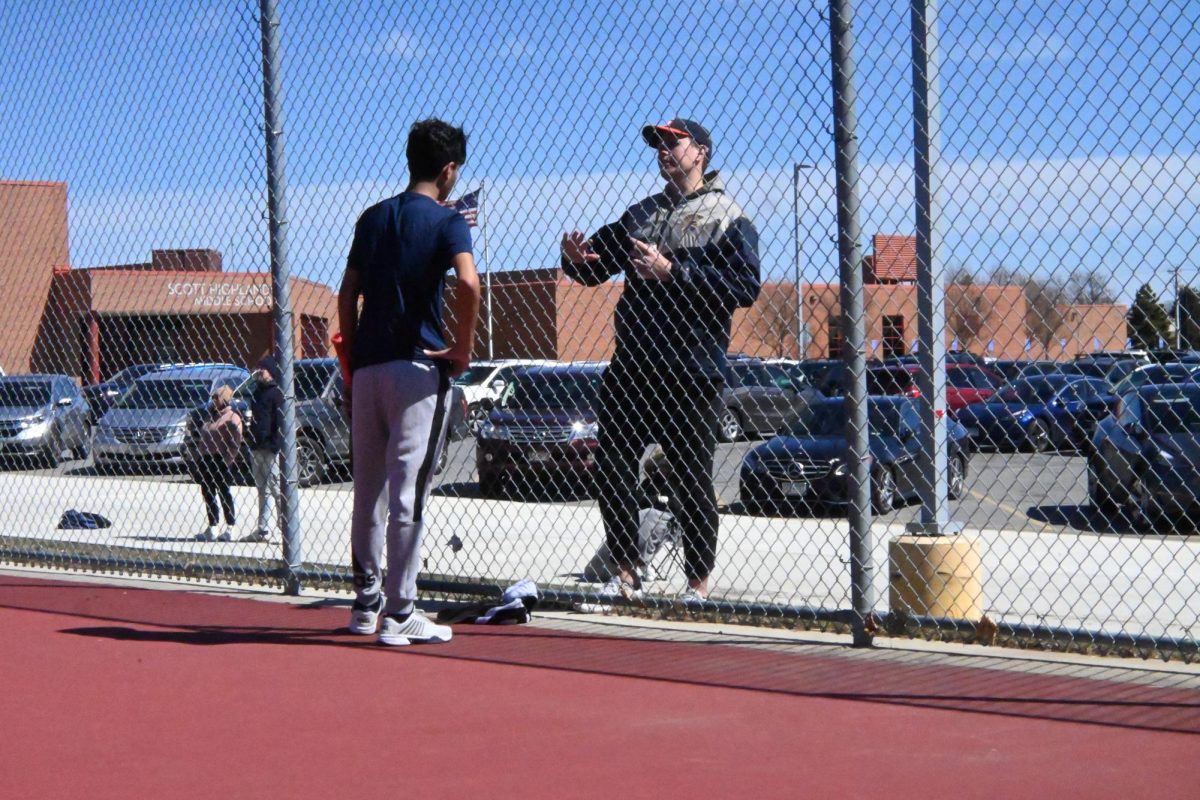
[373, 30, 432, 59]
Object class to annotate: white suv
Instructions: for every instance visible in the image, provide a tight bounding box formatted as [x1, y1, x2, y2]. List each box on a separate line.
[454, 359, 558, 430]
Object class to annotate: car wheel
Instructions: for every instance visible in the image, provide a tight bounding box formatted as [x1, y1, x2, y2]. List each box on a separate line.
[479, 472, 503, 499]
[296, 433, 327, 488]
[1023, 419, 1049, 453]
[1128, 477, 1161, 533]
[871, 466, 897, 513]
[70, 426, 92, 461]
[467, 404, 488, 434]
[947, 454, 967, 500]
[718, 408, 744, 443]
[40, 432, 62, 468]
[1087, 460, 1115, 513]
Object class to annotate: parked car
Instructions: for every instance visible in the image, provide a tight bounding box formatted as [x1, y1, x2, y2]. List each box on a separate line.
[1088, 383, 1200, 530]
[218, 358, 469, 486]
[717, 358, 822, 441]
[793, 359, 841, 392]
[759, 359, 816, 392]
[739, 396, 971, 515]
[454, 359, 558, 431]
[990, 359, 1060, 383]
[817, 363, 920, 399]
[0, 375, 91, 466]
[475, 363, 605, 497]
[955, 375, 1116, 452]
[943, 364, 1002, 415]
[1110, 363, 1200, 396]
[93, 365, 250, 469]
[83, 362, 245, 423]
[1143, 349, 1200, 364]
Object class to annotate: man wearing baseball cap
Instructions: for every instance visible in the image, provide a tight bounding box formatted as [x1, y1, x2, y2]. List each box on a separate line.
[561, 117, 761, 604]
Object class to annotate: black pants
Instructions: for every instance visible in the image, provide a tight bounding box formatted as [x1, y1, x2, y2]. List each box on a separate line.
[193, 455, 236, 526]
[595, 364, 720, 582]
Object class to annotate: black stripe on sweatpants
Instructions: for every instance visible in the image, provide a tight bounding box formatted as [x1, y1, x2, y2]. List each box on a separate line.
[412, 363, 450, 524]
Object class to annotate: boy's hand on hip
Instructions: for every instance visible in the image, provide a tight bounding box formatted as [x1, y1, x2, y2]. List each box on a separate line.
[423, 345, 471, 377]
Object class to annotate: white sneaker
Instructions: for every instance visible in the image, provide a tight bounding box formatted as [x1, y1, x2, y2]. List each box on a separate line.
[217, 527, 234, 542]
[598, 574, 644, 602]
[195, 526, 217, 542]
[577, 575, 644, 613]
[348, 596, 384, 635]
[378, 611, 453, 647]
[677, 587, 708, 605]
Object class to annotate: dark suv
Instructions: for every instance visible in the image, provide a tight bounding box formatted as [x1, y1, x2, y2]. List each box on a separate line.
[475, 363, 605, 497]
[718, 358, 822, 442]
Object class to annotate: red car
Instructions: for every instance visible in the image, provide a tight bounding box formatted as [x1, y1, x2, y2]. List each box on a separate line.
[894, 363, 1001, 416]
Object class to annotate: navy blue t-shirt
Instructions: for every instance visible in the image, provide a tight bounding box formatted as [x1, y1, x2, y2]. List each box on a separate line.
[347, 192, 473, 371]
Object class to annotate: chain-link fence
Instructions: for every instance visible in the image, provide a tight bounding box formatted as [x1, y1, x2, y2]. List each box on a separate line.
[2, 0, 1198, 659]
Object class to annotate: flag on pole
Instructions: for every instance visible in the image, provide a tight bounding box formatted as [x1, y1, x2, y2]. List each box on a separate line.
[450, 188, 481, 227]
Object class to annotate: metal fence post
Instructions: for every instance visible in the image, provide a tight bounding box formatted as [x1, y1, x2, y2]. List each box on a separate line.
[907, 0, 960, 537]
[259, 0, 303, 594]
[793, 162, 814, 359]
[828, 0, 874, 646]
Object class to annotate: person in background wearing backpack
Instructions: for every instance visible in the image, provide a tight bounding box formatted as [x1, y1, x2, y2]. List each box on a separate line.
[244, 354, 284, 543]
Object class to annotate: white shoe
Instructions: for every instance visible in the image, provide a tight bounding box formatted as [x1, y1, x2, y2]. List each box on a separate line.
[378, 611, 453, 646]
[677, 587, 708, 605]
[195, 526, 217, 542]
[598, 574, 644, 602]
[217, 527, 234, 542]
[348, 596, 384, 635]
[577, 575, 644, 613]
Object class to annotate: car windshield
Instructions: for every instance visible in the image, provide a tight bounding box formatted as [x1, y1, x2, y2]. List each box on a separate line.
[1138, 365, 1194, 383]
[948, 368, 996, 389]
[453, 365, 496, 385]
[867, 368, 912, 394]
[0, 380, 51, 407]
[294, 363, 332, 401]
[1145, 395, 1200, 434]
[116, 379, 212, 410]
[503, 372, 601, 410]
[996, 379, 1061, 404]
[791, 402, 902, 437]
[109, 364, 161, 384]
[1061, 362, 1110, 379]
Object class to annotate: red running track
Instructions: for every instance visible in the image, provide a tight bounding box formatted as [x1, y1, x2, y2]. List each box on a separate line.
[0, 574, 1197, 799]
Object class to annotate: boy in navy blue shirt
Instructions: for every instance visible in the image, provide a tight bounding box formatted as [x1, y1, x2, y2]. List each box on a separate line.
[337, 119, 480, 646]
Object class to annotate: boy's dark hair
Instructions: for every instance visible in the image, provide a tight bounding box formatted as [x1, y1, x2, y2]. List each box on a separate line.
[407, 119, 468, 182]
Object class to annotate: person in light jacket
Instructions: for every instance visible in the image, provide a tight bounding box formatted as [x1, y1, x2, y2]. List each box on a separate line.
[190, 385, 244, 542]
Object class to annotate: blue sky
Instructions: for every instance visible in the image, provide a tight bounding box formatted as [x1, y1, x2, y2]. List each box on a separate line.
[2, 0, 1198, 306]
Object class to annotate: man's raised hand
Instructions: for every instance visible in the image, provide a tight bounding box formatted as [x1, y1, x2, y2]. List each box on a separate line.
[561, 230, 600, 264]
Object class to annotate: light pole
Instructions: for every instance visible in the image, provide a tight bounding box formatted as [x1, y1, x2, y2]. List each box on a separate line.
[793, 162, 814, 359]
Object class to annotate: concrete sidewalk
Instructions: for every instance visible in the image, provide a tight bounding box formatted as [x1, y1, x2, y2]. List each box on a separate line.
[1, 471, 1198, 641]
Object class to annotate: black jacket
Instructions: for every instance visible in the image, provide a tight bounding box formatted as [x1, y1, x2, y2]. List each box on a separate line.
[562, 172, 761, 379]
[248, 379, 285, 453]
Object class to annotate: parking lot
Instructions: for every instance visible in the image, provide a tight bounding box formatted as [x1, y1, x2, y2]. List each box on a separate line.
[4, 438, 1191, 540]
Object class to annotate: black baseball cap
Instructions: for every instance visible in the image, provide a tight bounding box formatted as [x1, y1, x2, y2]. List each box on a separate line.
[641, 118, 713, 155]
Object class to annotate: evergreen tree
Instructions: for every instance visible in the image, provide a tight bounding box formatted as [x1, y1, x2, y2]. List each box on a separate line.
[1127, 283, 1172, 349]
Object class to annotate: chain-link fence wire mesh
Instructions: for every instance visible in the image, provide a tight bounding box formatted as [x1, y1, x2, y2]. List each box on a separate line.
[1, 0, 1199, 656]
[0, 1, 283, 585]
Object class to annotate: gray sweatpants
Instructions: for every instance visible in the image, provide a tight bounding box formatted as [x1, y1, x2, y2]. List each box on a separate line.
[350, 360, 450, 616]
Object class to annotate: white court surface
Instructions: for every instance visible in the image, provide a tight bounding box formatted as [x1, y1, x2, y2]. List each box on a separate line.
[1, 472, 1198, 642]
